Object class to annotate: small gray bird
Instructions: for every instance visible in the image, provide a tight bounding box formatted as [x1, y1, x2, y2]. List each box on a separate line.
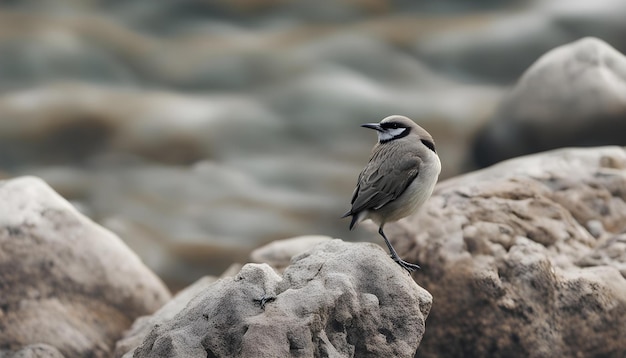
[343, 115, 441, 272]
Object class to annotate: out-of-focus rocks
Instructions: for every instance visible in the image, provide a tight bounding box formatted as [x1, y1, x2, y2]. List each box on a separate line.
[0, 176, 171, 357]
[382, 146, 626, 357]
[119, 240, 432, 358]
[473, 37, 626, 167]
[2, 0, 626, 291]
[249, 235, 332, 271]
[0, 83, 285, 166]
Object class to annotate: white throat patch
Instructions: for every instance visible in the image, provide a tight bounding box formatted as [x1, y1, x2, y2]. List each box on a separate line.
[378, 128, 406, 142]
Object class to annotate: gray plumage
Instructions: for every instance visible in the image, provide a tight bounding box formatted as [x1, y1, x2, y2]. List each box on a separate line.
[343, 115, 441, 272]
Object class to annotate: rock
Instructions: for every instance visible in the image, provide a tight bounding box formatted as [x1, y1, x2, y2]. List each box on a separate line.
[1, 344, 65, 358]
[249, 235, 333, 270]
[115, 276, 218, 358]
[473, 37, 626, 167]
[381, 146, 626, 357]
[0, 176, 171, 357]
[115, 264, 242, 358]
[120, 240, 432, 358]
[0, 83, 285, 167]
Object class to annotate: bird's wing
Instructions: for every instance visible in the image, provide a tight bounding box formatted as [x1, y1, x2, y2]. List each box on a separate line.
[349, 148, 422, 214]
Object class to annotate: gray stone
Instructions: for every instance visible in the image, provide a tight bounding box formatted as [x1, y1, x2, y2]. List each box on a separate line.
[380, 146, 626, 357]
[0, 344, 65, 358]
[473, 37, 626, 167]
[115, 276, 218, 358]
[0, 176, 171, 357]
[122, 240, 432, 358]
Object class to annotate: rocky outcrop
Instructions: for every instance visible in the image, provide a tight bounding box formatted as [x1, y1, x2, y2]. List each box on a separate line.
[0, 177, 171, 357]
[119, 239, 432, 358]
[380, 146, 626, 357]
[473, 37, 626, 167]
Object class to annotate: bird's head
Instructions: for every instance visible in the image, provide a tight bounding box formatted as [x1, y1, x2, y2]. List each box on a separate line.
[361, 115, 436, 152]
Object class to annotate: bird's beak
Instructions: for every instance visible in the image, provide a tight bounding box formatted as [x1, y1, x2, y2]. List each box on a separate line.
[361, 123, 383, 132]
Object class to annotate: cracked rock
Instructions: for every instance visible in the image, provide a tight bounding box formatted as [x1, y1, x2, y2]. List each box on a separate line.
[121, 239, 432, 358]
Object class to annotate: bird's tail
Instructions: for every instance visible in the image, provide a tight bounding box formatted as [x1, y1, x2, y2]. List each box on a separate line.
[341, 211, 366, 231]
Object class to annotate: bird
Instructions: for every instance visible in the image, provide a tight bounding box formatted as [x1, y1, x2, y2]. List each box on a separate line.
[342, 115, 441, 272]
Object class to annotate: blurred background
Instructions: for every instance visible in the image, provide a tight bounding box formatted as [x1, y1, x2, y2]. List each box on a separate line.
[1, 0, 625, 290]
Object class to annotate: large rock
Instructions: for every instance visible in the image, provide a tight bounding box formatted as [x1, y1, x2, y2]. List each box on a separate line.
[0, 176, 171, 357]
[120, 239, 432, 358]
[381, 146, 626, 357]
[473, 37, 626, 167]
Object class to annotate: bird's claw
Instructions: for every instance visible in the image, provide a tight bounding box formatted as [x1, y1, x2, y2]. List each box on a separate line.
[392, 256, 421, 273]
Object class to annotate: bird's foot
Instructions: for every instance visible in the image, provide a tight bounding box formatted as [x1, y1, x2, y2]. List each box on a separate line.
[392, 256, 421, 273]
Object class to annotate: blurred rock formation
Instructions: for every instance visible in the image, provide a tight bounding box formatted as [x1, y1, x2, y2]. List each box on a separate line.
[0, 176, 171, 357]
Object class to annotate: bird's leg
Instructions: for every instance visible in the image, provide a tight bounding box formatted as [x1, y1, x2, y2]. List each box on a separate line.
[378, 227, 420, 273]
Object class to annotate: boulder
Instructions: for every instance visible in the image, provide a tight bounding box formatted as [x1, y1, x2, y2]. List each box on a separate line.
[120, 240, 432, 358]
[0, 176, 171, 357]
[473, 37, 626, 167]
[381, 146, 626, 357]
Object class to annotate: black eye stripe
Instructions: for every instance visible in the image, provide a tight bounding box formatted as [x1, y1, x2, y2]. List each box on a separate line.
[380, 122, 403, 129]
[421, 139, 436, 153]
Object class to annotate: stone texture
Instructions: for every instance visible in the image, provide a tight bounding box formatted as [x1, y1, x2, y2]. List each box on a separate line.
[115, 276, 218, 358]
[0, 344, 65, 358]
[0, 176, 171, 357]
[380, 146, 626, 357]
[473, 37, 626, 167]
[120, 240, 432, 358]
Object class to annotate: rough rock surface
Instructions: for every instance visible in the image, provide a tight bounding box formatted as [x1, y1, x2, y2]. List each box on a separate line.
[474, 37, 626, 167]
[121, 240, 432, 358]
[114, 276, 218, 358]
[0, 344, 65, 358]
[0, 176, 171, 357]
[382, 146, 626, 357]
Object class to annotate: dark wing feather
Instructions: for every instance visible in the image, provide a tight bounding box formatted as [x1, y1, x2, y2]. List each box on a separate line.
[347, 145, 422, 216]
